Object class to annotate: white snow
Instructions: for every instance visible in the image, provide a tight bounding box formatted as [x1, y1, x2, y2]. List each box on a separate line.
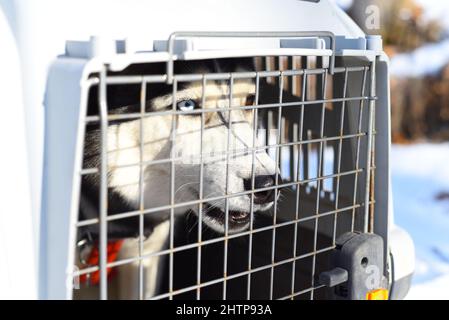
[386, 0, 449, 78]
[378, 4, 449, 299]
[391, 143, 449, 300]
[390, 39, 449, 78]
[415, 0, 449, 33]
[406, 274, 449, 300]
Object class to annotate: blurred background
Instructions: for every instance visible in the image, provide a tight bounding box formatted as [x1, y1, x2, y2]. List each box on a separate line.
[335, 0, 449, 300]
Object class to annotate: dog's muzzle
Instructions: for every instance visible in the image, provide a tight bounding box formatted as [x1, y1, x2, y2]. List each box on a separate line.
[202, 174, 282, 233]
[243, 174, 282, 204]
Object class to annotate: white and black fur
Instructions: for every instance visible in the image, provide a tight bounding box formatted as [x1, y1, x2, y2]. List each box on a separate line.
[77, 58, 280, 299]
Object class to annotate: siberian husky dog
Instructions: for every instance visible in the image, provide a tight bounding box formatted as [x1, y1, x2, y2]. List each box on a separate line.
[77, 58, 279, 299]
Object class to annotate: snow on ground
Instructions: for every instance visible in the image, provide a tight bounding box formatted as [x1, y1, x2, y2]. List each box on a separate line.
[391, 143, 449, 299]
[387, 0, 449, 78]
[390, 39, 449, 78]
[406, 273, 449, 300]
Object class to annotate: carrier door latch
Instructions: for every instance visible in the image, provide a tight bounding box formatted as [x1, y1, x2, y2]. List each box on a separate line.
[319, 232, 388, 300]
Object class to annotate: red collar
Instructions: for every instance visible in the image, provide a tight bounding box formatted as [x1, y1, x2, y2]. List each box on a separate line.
[80, 240, 124, 286]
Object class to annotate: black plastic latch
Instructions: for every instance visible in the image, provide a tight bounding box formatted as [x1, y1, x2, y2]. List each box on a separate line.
[319, 232, 388, 300]
[319, 267, 348, 287]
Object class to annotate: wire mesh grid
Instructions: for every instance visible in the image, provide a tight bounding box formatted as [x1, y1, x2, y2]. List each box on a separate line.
[71, 54, 377, 300]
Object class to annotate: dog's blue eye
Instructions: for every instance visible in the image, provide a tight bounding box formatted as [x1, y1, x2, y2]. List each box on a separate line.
[177, 99, 196, 112]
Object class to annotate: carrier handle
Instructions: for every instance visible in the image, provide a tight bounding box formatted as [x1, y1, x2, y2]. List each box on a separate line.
[166, 31, 336, 84]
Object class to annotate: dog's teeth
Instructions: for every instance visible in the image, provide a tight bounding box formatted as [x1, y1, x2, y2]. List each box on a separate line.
[235, 212, 245, 218]
[230, 211, 249, 221]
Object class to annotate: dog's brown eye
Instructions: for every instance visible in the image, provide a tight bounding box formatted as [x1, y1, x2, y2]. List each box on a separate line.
[245, 94, 256, 106]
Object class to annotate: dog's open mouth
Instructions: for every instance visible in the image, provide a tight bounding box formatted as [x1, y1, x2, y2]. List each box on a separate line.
[203, 203, 251, 231]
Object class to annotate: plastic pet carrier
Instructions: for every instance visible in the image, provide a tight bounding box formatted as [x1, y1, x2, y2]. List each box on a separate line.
[0, 0, 415, 300]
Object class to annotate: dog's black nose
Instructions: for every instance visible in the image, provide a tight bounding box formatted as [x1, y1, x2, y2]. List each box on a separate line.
[244, 174, 282, 205]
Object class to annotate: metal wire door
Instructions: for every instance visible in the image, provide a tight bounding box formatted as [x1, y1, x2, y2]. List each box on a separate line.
[71, 50, 376, 300]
